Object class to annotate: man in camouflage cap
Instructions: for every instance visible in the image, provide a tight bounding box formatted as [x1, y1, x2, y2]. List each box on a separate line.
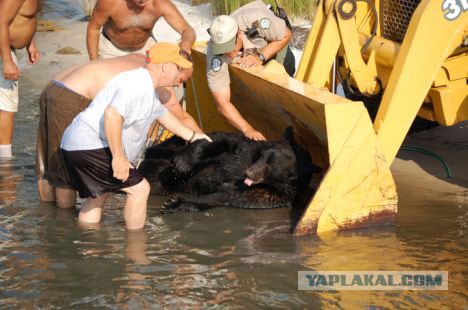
[206, 0, 295, 141]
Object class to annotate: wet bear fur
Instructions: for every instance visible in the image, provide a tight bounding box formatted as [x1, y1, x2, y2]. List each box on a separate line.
[139, 130, 320, 213]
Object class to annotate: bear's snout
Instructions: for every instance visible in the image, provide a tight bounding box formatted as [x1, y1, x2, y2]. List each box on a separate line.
[244, 161, 268, 186]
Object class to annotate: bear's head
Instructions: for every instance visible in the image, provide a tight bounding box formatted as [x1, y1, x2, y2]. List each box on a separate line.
[243, 140, 297, 195]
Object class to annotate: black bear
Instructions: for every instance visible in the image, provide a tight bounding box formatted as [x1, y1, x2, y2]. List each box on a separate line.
[139, 130, 320, 213]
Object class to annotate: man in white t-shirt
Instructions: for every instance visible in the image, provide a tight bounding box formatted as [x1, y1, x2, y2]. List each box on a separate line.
[60, 43, 211, 230]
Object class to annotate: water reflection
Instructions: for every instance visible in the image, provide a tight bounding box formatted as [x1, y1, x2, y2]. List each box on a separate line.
[0, 160, 23, 205]
[295, 207, 467, 308]
[124, 230, 151, 266]
[1, 192, 466, 308]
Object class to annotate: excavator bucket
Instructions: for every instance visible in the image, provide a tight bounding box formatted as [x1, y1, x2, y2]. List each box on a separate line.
[182, 0, 467, 236]
[185, 46, 397, 236]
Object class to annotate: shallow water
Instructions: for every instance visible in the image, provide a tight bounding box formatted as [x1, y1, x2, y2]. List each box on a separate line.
[1, 1, 467, 308]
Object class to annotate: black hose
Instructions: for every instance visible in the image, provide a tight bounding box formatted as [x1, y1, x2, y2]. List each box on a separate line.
[400, 146, 453, 178]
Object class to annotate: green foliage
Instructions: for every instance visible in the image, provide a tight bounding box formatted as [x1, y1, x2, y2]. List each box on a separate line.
[193, 0, 318, 21]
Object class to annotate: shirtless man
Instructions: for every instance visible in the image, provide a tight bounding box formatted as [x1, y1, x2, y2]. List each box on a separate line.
[86, 0, 195, 60]
[86, 0, 201, 134]
[0, 0, 41, 158]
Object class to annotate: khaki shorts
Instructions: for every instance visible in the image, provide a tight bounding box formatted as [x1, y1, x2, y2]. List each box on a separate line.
[0, 50, 19, 112]
[98, 31, 157, 59]
[35, 81, 91, 188]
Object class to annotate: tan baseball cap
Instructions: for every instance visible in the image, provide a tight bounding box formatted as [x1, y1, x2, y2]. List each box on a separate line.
[146, 43, 192, 69]
[209, 15, 239, 55]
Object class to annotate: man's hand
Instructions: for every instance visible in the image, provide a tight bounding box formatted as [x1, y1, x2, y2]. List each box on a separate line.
[238, 54, 262, 68]
[244, 128, 266, 141]
[161, 0, 196, 56]
[179, 48, 192, 62]
[112, 156, 132, 182]
[26, 41, 40, 64]
[2, 60, 20, 80]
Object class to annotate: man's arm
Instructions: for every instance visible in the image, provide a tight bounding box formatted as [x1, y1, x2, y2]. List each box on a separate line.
[0, 0, 25, 80]
[86, 0, 110, 60]
[211, 86, 266, 141]
[238, 27, 292, 67]
[157, 109, 210, 143]
[104, 106, 132, 181]
[260, 27, 292, 61]
[158, 0, 195, 54]
[157, 86, 203, 133]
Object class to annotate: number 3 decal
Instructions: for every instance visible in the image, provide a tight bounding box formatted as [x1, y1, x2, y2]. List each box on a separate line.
[442, 0, 468, 20]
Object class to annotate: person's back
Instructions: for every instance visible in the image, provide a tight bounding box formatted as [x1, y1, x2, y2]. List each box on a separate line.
[36, 53, 146, 207]
[61, 68, 162, 164]
[55, 53, 145, 99]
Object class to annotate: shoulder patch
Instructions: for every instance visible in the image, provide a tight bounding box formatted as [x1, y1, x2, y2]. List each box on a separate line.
[211, 57, 223, 72]
[260, 18, 271, 30]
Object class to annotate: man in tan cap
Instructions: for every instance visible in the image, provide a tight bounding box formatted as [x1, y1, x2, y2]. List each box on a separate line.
[59, 43, 211, 230]
[36, 48, 200, 208]
[206, 0, 295, 141]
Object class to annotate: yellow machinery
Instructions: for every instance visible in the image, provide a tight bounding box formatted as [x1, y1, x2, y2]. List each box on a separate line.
[185, 0, 468, 236]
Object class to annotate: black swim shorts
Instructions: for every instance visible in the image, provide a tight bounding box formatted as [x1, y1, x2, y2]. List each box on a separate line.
[61, 147, 143, 198]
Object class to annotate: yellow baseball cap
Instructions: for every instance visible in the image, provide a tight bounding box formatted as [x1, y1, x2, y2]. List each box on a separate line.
[146, 43, 192, 69]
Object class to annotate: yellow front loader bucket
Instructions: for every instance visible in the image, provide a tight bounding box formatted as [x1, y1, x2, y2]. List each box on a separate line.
[186, 47, 397, 236]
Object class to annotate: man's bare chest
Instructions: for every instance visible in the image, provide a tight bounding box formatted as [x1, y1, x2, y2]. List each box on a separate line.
[110, 9, 160, 31]
[17, 0, 38, 19]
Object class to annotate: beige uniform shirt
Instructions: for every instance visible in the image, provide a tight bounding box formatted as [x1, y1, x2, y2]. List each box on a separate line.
[206, 0, 287, 92]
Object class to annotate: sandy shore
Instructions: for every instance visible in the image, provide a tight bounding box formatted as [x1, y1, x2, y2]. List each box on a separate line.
[394, 122, 467, 202]
[18, 1, 467, 207]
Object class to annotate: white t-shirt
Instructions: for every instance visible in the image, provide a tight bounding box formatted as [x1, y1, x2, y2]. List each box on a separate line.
[61, 68, 167, 163]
